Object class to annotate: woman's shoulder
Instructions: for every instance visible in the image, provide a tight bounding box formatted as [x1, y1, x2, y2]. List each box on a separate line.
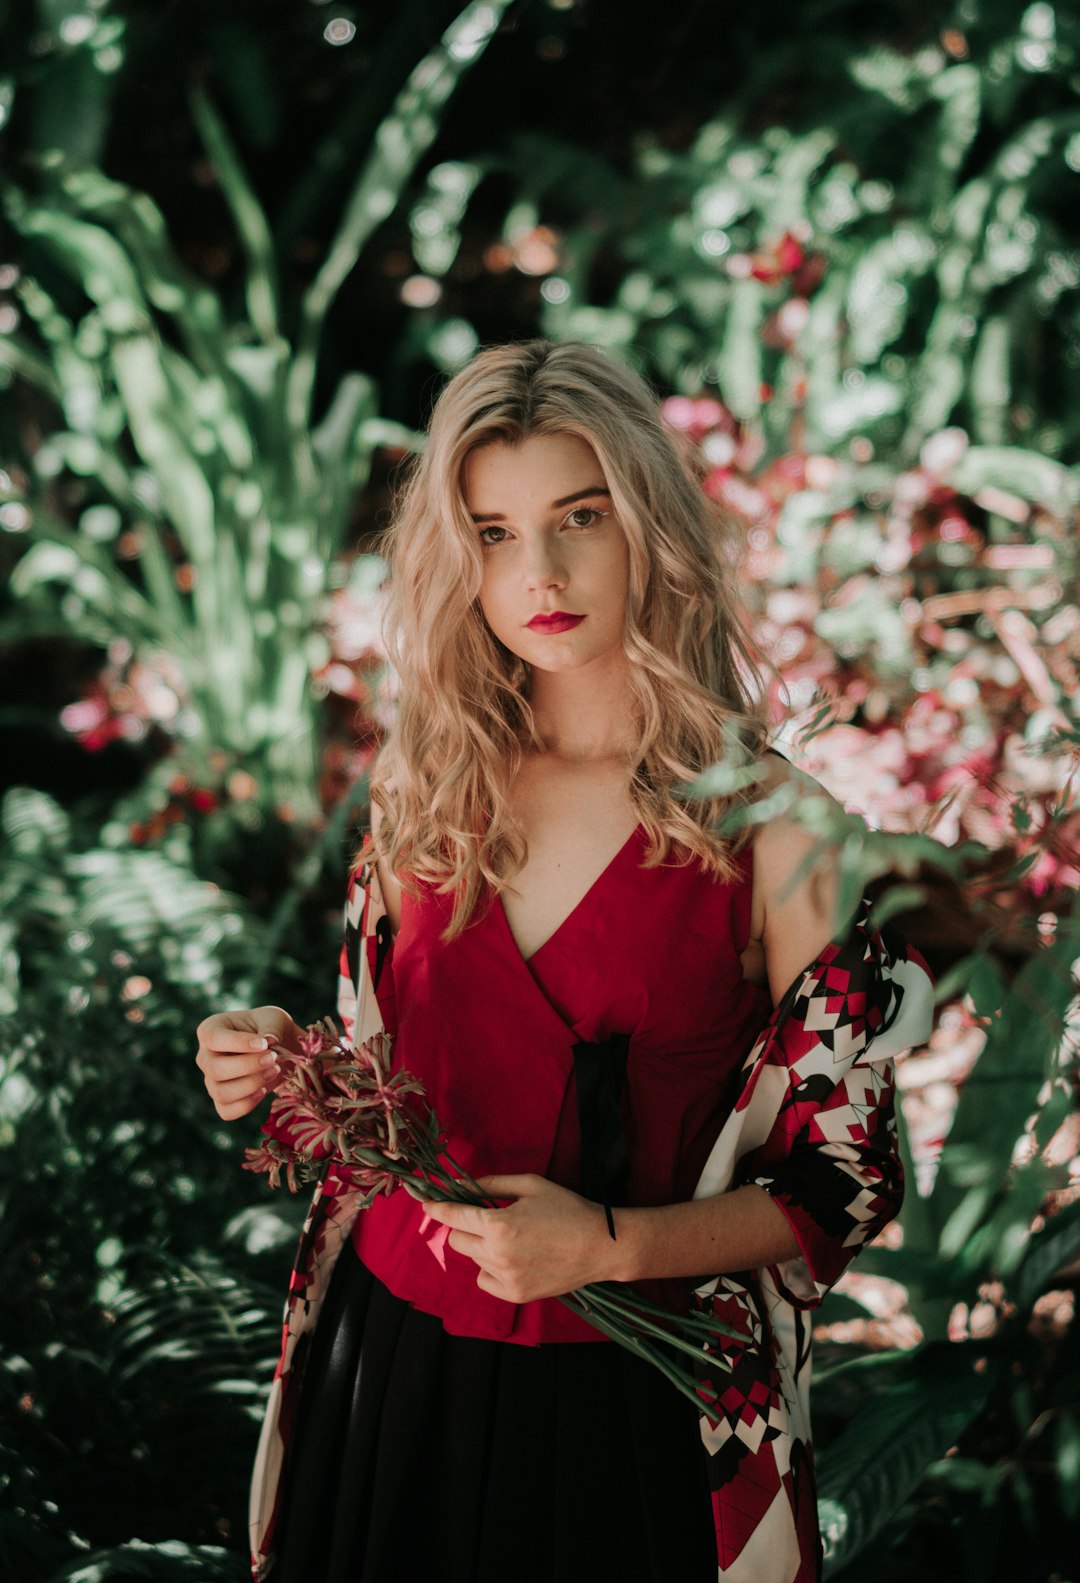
[756, 746, 831, 798]
[749, 749, 846, 995]
[752, 748, 844, 881]
[754, 745, 842, 819]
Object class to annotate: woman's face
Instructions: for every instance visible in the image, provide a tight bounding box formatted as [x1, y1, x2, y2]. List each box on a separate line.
[463, 432, 631, 679]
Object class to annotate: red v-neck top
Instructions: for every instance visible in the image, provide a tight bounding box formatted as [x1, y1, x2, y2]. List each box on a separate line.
[352, 826, 773, 1344]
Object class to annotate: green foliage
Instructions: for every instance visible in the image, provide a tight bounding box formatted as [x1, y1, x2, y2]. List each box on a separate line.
[1, 2, 1078, 1578]
[0, 0, 512, 831]
[5, 1254, 277, 1580]
[816, 1343, 1001, 1574]
[0, 781, 313, 1578]
[808, 847, 1080, 1577]
[513, 9, 1080, 466]
[50, 1543, 241, 1583]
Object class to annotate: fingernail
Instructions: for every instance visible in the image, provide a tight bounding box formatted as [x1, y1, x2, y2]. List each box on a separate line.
[249, 1038, 268, 1051]
[260, 1054, 277, 1068]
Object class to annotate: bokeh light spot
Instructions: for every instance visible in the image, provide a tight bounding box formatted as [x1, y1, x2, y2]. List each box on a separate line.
[0, 502, 30, 531]
[540, 277, 571, 304]
[400, 274, 442, 308]
[324, 17, 356, 45]
[59, 14, 95, 45]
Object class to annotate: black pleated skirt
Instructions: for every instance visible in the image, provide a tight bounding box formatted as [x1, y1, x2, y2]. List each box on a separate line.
[271, 1239, 717, 1583]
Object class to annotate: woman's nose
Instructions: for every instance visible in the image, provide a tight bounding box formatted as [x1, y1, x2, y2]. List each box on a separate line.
[523, 534, 567, 589]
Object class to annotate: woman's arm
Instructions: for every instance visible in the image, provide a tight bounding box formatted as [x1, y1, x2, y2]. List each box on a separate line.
[425, 756, 849, 1300]
[745, 749, 846, 1005]
[424, 1172, 802, 1301]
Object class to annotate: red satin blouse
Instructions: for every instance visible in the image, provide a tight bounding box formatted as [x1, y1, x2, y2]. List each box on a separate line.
[352, 825, 773, 1344]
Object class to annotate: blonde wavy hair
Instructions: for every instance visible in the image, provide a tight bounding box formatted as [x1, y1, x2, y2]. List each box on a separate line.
[369, 338, 774, 941]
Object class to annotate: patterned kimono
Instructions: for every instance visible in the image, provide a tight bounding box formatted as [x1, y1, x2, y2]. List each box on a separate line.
[248, 834, 935, 1582]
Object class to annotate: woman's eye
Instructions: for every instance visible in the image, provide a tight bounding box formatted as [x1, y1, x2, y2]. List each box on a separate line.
[565, 507, 606, 529]
[478, 526, 508, 547]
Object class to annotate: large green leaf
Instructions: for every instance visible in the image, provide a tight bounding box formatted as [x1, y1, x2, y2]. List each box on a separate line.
[1014, 1198, 1080, 1312]
[8, 528, 176, 653]
[5, 194, 150, 331]
[286, 0, 516, 440]
[930, 896, 1080, 1281]
[51, 164, 229, 373]
[47, 1539, 242, 1582]
[817, 1344, 998, 1576]
[188, 85, 280, 348]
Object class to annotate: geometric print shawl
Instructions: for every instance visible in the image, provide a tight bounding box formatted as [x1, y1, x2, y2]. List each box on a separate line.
[248, 837, 935, 1582]
[688, 907, 934, 1580]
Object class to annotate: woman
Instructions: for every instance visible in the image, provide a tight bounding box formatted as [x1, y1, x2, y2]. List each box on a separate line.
[196, 340, 932, 1583]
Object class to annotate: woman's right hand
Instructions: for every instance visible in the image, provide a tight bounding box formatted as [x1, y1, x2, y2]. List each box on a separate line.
[195, 1005, 302, 1120]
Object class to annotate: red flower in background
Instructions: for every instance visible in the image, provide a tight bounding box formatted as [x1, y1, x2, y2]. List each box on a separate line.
[749, 230, 805, 283]
[657, 393, 1078, 926]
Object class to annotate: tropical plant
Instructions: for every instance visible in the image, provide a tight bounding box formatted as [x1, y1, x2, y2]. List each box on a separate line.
[665, 387, 1079, 1577]
[504, 6, 1080, 466]
[2, 2, 1078, 1578]
[0, 775, 352, 1580]
[0, 0, 513, 862]
[812, 870, 1079, 1579]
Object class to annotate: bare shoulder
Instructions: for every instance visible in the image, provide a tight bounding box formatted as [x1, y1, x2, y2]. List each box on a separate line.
[755, 751, 843, 857]
[368, 794, 403, 937]
[750, 751, 846, 1005]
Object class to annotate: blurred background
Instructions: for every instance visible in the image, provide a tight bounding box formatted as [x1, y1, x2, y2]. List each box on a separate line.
[0, 1, 1077, 1578]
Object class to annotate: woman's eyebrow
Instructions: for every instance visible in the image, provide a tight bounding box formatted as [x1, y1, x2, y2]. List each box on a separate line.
[469, 485, 611, 524]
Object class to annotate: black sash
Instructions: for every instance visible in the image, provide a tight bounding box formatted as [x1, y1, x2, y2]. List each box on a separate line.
[572, 1032, 631, 1239]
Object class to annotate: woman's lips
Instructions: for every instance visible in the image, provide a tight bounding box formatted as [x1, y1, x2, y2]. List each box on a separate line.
[526, 613, 586, 633]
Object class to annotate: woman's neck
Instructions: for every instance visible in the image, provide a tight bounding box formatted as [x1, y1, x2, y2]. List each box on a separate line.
[524, 658, 639, 764]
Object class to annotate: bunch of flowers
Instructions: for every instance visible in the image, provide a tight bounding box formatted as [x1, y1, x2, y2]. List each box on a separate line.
[244, 1018, 738, 1422]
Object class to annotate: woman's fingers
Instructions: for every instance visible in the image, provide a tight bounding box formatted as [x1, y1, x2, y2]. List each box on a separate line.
[196, 1047, 278, 1083]
[195, 1007, 295, 1120]
[211, 1067, 277, 1103]
[204, 1070, 278, 1120]
[422, 1201, 495, 1233]
[214, 1091, 271, 1121]
[446, 1230, 474, 1261]
[203, 1071, 273, 1120]
[196, 1010, 274, 1051]
[472, 1173, 538, 1200]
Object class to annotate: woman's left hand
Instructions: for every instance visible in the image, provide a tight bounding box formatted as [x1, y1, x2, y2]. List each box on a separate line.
[421, 1174, 617, 1303]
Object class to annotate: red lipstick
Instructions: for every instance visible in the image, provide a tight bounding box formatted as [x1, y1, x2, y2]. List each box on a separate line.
[526, 612, 586, 633]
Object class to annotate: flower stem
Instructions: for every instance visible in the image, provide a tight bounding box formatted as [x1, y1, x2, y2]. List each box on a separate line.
[566, 1286, 737, 1369]
[555, 1293, 723, 1425]
[581, 1281, 744, 1345]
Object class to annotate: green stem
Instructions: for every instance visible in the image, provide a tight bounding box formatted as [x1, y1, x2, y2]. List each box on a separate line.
[437, 1147, 497, 1205]
[582, 1281, 744, 1345]
[568, 1288, 736, 1369]
[330, 1147, 738, 1367]
[555, 1293, 723, 1425]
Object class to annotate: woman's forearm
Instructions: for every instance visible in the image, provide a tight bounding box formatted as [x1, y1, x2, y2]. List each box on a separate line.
[604, 1184, 802, 1284]
[423, 1174, 805, 1305]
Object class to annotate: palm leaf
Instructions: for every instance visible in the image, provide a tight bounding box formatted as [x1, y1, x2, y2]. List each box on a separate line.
[817, 1344, 999, 1576]
[188, 84, 281, 347]
[285, 0, 515, 441]
[50, 163, 229, 373]
[46, 1540, 242, 1582]
[1015, 1198, 1080, 1312]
